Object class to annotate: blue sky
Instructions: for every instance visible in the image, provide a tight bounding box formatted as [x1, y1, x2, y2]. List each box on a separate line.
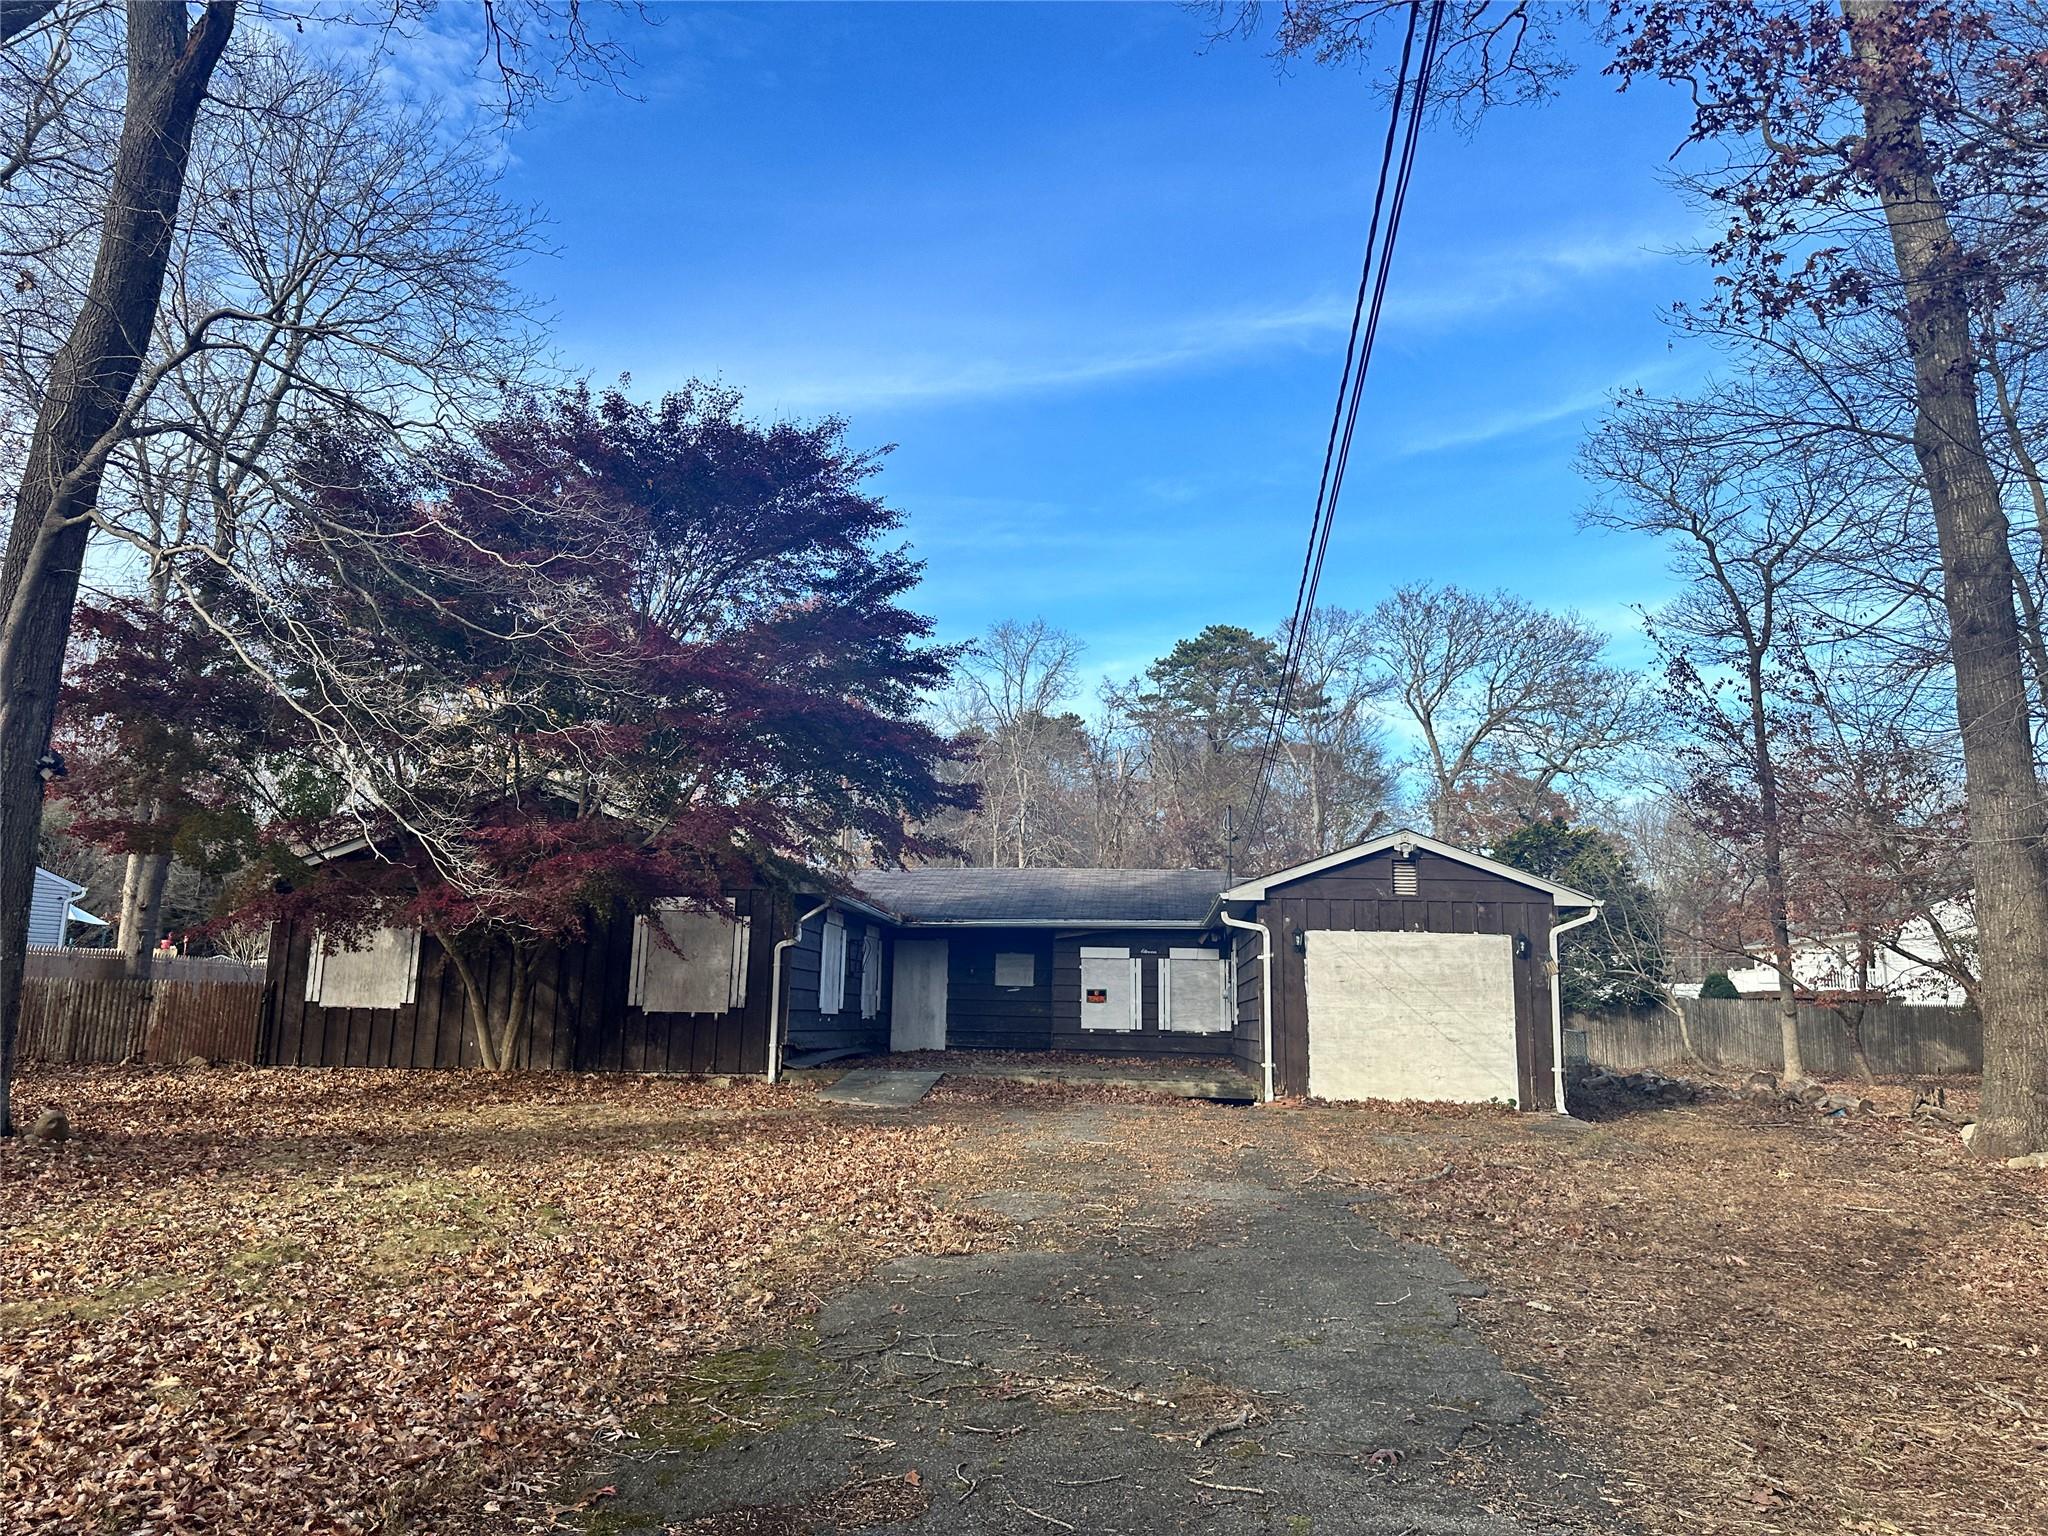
[499, 4, 1712, 690]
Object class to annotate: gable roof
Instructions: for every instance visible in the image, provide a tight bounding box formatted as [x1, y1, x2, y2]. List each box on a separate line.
[847, 867, 1225, 927]
[1218, 828, 1600, 907]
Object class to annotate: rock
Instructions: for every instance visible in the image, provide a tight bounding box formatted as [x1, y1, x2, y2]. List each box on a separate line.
[1742, 1070, 1779, 1101]
[1960, 1121, 1981, 1151]
[1795, 1082, 1829, 1106]
[2004, 1151, 2048, 1170]
[184, 1054, 209, 1070]
[25, 1108, 68, 1142]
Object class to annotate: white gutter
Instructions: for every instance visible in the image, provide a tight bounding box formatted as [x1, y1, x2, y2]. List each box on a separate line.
[768, 898, 831, 1084]
[1546, 904, 1602, 1115]
[1219, 910, 1274, 1104]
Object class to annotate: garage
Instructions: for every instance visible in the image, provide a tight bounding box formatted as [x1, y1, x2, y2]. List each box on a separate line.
[1219, 830, 1599, 1109]
[1303, 930, 1520, 1103]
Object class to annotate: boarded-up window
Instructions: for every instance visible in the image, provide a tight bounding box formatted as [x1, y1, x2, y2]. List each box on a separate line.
[819, 912, 847, 1015]
[305, 927, 419, 1010]
[1392, 858, 1419, 897]
[630, 909, 751, 1015]
[994, 951, 1035, 988]
[861, 928, 883, 1019]
[1079, 946, 1139, 1032]
[1160, 947, 1228, 1033]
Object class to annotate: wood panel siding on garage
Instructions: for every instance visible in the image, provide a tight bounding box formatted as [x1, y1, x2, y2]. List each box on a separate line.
[261, 889, 779, 1076]
[1253, 848, 1558, 1108]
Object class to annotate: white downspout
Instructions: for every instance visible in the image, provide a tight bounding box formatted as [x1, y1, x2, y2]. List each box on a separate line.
[1546, 904, 1602, 1115]
[1219, 910, 1274, 1104]
[769, 898, 831, 1084]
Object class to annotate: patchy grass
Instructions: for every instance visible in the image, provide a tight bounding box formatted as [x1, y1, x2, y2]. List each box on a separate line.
[1272, 1078, 2048, 1536]
[0, 1065, 993, 1535]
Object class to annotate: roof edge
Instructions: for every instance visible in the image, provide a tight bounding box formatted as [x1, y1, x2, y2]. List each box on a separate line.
[1219, 828, 1601, 907]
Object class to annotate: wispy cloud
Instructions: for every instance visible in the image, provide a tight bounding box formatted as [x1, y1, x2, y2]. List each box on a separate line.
[1384, 223, 1699, 331]
[736, 221, 1695, 415]
[1395, 354, 1690, 457]
[748, 293, 1346, 412]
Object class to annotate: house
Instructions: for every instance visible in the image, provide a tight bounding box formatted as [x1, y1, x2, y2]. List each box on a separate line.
[29, 866, 107, 948]
[1698, 899, 1974, 1007]
[258, 828, 1599, 1110]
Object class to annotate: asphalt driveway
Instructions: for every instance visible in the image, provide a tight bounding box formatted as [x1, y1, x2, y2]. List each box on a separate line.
[574, 1103, 1609, 1535]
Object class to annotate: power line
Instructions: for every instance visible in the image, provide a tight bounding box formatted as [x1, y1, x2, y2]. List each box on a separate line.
[1243, 0, 1446, 850]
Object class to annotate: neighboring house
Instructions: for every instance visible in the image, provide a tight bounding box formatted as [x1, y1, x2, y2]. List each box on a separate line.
[1701, 899, 1975, 1007]
[29, 867, 107, 948]
[259, 828, 1599, 1110]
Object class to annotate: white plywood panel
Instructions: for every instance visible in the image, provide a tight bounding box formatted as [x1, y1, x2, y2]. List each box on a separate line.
[632, 911, 749, 1015]
[306, 926, 420, 1009]
[1162, 949, 1228, 1033]
[1304, 930, 1519, 1105]
[891, 939, 948, 1051]
[1079, 947, 1139, 1032]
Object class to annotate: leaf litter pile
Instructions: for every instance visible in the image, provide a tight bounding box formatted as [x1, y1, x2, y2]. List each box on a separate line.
[1278, 1077, 2048, 1536]
[1, 1066, 990, 1534]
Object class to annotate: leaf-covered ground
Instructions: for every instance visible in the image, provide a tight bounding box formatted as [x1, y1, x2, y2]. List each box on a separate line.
[1272, 1077, 2048, 1536]
[1, 1066, 990, 1534]
[5, 1064, 2042, 1536]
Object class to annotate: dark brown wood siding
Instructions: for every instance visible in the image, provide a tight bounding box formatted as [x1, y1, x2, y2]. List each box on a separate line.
[944, 931, 1057, 1050]
[261, 889, 780, 1076]
[1226, 925, 1267, 1080]
[1249, 848, 1559, 1108]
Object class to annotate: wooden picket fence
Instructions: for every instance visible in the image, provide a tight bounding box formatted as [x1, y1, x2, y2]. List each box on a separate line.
[16, 949, 265, 1065]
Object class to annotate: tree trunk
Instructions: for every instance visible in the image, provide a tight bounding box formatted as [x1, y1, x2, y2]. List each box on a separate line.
[1850, 2, 2048, 1155]
[116, 841, 171, 978]
[0, 2, 235, 1135]
[1742, 646, 1806, 1083]
[436, 931, 501, 1072]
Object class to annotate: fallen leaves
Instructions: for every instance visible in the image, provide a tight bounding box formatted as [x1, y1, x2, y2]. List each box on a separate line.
[1283, 1071, 2048, 1536]
[1, 1065, 991, 1534]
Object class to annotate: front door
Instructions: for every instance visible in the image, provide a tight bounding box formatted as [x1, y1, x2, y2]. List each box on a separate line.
[890, 939, 948, 1052]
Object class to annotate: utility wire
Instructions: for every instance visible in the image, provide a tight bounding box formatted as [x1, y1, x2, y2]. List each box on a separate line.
[1242, 0, 1445, 850]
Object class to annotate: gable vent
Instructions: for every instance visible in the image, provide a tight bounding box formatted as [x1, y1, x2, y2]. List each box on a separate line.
[1392, 858, 1419, 897]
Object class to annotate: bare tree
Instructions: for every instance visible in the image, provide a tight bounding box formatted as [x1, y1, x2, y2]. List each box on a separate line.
[1361, 583, 1640, 845]
[1266, 605, 1394, 861]
[0, 1, 623, 1132]
[943, 620, 1089, 868]
[1582, 397, 1877, 1084]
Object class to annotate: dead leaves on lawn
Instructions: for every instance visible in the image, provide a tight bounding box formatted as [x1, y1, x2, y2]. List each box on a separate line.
[1282, 1074, 2048, 1536]
[1, 1065, 989, 1535]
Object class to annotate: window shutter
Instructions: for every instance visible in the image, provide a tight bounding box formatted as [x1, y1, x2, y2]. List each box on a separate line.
[1079, 946, 1139, 1031]
[630, 908, 749, 1014]
[1161, 947, 1229, 1033]
[860, 928, 883, 1018]
[819, 912, 847, 1015]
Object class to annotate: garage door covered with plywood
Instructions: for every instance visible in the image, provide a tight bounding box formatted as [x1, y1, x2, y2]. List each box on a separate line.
[1303, 930, 1520, 1105]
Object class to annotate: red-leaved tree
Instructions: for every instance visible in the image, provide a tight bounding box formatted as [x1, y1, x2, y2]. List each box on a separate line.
[197, 382, 972, 1069]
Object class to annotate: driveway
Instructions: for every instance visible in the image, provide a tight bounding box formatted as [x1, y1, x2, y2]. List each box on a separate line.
[575, 1102, 1610, 1535]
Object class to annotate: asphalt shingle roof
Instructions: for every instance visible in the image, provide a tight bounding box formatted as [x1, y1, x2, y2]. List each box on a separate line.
[847, 867, 1225, 926]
